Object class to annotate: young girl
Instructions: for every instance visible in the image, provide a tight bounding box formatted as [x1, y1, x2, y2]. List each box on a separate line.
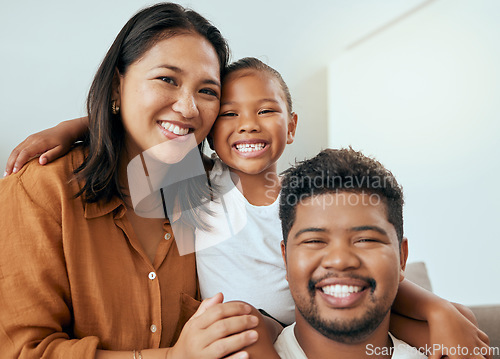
[5, 57, 490, 357]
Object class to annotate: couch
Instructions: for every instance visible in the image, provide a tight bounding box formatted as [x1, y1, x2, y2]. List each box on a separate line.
[405, 262, 500, 358]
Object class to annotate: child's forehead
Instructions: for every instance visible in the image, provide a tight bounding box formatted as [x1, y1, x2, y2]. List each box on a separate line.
[224, 68, 275, 85]
[222, 69, 285, 99]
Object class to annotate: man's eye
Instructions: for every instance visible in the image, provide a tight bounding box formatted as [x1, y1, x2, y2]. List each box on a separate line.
[304, 239, 325, 245]
[158, 77, 176, 85]
[356, 238, 380, 244]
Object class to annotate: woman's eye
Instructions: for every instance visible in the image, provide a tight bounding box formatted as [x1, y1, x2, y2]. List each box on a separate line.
[158, 77, 176, 85]
[200, 88, 219, 98]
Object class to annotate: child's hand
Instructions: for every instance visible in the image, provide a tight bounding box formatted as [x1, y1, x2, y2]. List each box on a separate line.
[5, 117, 87, 176]
[167, 293, 259, 359]
[427, 302, 491, 359]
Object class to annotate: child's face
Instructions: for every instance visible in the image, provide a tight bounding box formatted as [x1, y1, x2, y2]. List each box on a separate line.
[211, 70, 297, 176]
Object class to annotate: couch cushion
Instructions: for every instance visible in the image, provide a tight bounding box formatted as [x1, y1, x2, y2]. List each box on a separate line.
[404, 262, 433, 292]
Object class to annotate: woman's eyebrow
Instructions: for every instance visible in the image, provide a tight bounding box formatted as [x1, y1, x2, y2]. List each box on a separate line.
[152, 65, 220, 87]
[154, 64, 182, 72]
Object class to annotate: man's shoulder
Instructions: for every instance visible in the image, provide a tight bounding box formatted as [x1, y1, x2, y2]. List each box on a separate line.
[390, 333, 428, 359]
[274, 324, 307, 359]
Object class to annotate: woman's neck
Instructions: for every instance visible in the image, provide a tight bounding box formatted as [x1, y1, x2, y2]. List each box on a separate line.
[228, 166, 281, 206]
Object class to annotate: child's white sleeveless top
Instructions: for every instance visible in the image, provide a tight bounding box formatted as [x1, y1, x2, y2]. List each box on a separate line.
[195, 158, 295, 325]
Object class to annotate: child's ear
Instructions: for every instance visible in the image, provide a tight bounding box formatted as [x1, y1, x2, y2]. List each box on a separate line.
[286, 112, 298, 144]
[399, 237, 409, 282]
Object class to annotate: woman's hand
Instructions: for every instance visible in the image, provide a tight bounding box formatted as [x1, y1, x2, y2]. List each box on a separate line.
[4, 117, 88, 176]
[427, 302, 491, 359]
[167, 293, 259, 359]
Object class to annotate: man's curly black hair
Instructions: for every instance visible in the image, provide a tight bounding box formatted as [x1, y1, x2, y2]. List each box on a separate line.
[279, 147, 404, 245]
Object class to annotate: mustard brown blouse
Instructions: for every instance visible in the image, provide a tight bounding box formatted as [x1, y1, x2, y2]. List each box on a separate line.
[0, 147, 200, 358]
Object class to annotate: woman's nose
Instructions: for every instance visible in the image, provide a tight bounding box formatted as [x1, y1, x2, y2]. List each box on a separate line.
[172, 91, 199, 119]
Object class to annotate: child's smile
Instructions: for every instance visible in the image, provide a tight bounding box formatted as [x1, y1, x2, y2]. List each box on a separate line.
[212, 69, 297, 178]
[232, 139, 269, 157]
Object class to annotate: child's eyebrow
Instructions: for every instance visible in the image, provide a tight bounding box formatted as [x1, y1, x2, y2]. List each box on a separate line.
[220, 98, 280, 106]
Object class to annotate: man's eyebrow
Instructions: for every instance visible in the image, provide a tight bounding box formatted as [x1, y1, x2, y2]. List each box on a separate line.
[153, 65, 221, 87]
[350, 225, 388, 236]
[294, 227, 326, 239]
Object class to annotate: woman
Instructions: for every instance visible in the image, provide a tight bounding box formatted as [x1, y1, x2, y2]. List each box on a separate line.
[0, 3, 262, 359]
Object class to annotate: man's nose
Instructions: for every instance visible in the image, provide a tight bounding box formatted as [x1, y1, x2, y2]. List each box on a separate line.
[320, 242, 361, 271]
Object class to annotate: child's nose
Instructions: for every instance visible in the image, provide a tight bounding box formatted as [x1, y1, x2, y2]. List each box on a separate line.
[237, 114, 261, 133]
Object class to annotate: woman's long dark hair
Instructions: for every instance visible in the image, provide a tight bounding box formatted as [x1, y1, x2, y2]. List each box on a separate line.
[75, 3, 229, 204]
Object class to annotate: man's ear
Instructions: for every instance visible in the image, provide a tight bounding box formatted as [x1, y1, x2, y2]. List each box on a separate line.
[286, 112, 298, 144]
[399, 237, 409, 282]
[281, 240, 288, 282]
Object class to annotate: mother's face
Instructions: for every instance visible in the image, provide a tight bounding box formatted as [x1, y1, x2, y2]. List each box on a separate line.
[115, 32, 221, 161]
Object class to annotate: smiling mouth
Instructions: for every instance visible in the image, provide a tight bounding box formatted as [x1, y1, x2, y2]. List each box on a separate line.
[233, 142, 268, 153]
[158, 121, 192, 136]
[321, 284, 364, 298]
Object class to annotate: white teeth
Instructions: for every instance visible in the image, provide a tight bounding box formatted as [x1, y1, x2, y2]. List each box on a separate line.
[160, 121, 189, 136]
[321, 284, 363, 298]
[235, 143, 266, 152]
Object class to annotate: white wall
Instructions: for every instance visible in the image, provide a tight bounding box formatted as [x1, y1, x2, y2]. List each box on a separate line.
[328, 0, 500, 305]
[1, 1, 496, 305]
[0, 0, 424, 170]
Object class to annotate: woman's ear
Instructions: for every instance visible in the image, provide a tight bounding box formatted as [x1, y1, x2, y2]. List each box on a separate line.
[286, 112, 298, 144]
[112, 68, 122, 106]
[207, 130, 215, 151]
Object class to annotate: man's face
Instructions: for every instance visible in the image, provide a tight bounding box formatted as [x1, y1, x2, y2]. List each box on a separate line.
[282, 191, 407, 344]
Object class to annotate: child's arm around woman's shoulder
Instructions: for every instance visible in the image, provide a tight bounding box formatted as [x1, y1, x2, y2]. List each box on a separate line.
[5, 116, 88, 176]
[390, 278, 491, 359]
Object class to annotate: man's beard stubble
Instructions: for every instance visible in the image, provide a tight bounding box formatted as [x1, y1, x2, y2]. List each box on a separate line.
[296, 275, 392, 344]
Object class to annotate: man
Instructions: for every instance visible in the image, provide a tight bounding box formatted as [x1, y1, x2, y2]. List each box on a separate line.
[275, 148, 426, 358]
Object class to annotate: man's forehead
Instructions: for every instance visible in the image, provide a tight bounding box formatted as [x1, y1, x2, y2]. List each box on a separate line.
[289, 192, 396, 238]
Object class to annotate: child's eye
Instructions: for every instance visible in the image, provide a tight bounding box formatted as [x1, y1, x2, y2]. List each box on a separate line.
[219, 112, 237, 117]
[158, 77, 177, 85]
[258, 109, 275, 115]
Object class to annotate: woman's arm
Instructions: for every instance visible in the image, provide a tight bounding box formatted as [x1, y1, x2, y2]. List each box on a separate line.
[0, 168, 257, 359]
[390, 279, 490, 359]
[95, 295, 260, 359]
[4, 116, 88, 175]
